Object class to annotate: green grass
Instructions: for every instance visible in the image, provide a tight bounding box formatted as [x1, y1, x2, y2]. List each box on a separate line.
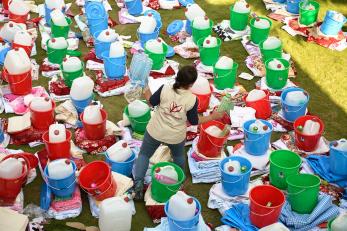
[3, 0, 347, 230]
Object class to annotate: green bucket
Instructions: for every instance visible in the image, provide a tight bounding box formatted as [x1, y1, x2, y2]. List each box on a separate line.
[259, 39, 283, 63]
[191, 20, 213, 45]
[286, 173, 320, 214]
[299, 1, 320, 26]
[50, 17, 72, 39]
[213, 62, 239, 90]
[124, 105, 151, 134]
[269, 150, 302, 190]
[197, 38, 221, 66]
[265, 58, 290, 90]
[151, 162, 185, 203]
[61, 63, 84, 88]
[144, 43, 168, 70]
[230, 5, 250, 31]
[250, 17, 272, 45]
[46, 40, 68, 64]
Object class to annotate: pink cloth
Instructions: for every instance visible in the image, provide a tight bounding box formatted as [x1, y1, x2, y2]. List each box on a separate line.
[51, 188, 82, 212]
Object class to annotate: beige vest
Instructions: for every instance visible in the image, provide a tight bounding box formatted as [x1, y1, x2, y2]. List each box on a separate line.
[147, 85, 197, 144]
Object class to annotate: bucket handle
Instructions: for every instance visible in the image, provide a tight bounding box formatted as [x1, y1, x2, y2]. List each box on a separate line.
[80, 179, 115, 197]
[136, 28, 161, 44]
[250, 209, 275, 217]
[204, 132, 227, 148]
[164, 184, 183, 193]
[172, 220, 199, 230]
[3, 71, 31, 86]
[44, 177, 77, 192]
[284, 103, 306, 113]
[214, 69, 235, 80]
[221, 176, 243, 184]
[285, 188, 306, 196]
[71, 94, 95, 112]
[244, 133, 268, 142]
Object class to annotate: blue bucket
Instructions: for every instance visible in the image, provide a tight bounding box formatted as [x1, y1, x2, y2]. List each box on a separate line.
[93, 31, 116, 59]
[243, 119, 273, 156]
[329, 141, 347, 176]
[0, 128, 4, 144]
[185, 19, 192, 35]
[321, 10, 347, 36]
[44, 160, 77, 198]
[281, 87, 309, 122]
[44, 4, 53, 26]
[164, 197, 201, 231]
[125, 0, 143, 16]
[220, 156, 252, 196]
[274, 0, 286, 3]
[137, 28, 160, 48]
[105, 152, 136, 177]
[287, 0, 302, 14]
[101, 51, 127, 80]
[86, 2, 108, 36]
[71, 94, 94, 114]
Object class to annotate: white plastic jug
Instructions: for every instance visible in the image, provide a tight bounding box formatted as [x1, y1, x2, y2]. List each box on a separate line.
[145, 39, 164, 54]
[259, 223, 290, 231]
[128, 100, 149, 117]
[62, 57, 83, 72]
[109, 41, 125, 58]
[334, 139, 347, 151]
[97, 29, 118, 42]
[253, 18, 270, 29]
[249, 120, 269, 134]
[246, 89, 266, 102]
[14, 31, 32, 46]
[138, 14, 157, 34]
[155, 165, 178, 182]
[224, 160, 241, 174]
[168, 191, 197, 220]
[303, 4, 315, 11]
[331, 11, 345, 23]
[70, 77, 94, 101]
[215, 56, 233, 70]
[263, 37, 281, 50]
[9, 0, 30, 16]
[48, 37, 68, 49]
[192, 16, 210, 30]
[0, 22, 24, 43]
[30, 97, 52, 112]
[83, 105, 103, 124]
[233, 1, 250, 13]
[302, 120, 320, 135]
[203, 36, 217, 48]
[185, 4, 206, 21]
[47, 159, 74, 180]
[45, 0, 65, 10]
[49, 124, 66, 143]
[191, 76, 211, 95]
[4, 48, 31, 75]
[0, 158, 23, 179]
[285, 91, 307, 105]
[205, 125, 223, 137]
[268, 59, 285, 70]
[50, 9, 68, 26]
[107, 140, 132, 162]
[99, 197, 132, 231]
[331, 213, 347, 231]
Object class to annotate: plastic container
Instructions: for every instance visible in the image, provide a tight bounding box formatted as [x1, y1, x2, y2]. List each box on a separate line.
[0, 22, 23, 43]
[102, 51, 126, 80]
[192, 17, 213, 44]
[214, 62, 238, 90]
[42, 130, 72, 161]
[80, 108, 107, 140]
[0, 158, 23, 179]
[259, 37, 283, 62]
[145, 39, 164, 54]
[250, 17, 272, 44]
[50, 17, 72, 39]
[4, 48, 31, 75]
[50, 9, 68, 26]
[30, 97, 53, 112]
[269, 150, 302, 190]
[287, 0, 302, 14]
[128, 100, 150, 118]
[99, 197, 132, 231]
[259, 223, 290, 231]
[243, 119, 272, 156]
[47, 159, 74, 180]
[155, 165, 178, 184]
[105, 152, 135, 177]
[168, 191, 197, 220]
[330, 139, 347, 176]
[109, 41, 125, 58]
[70, 76, 94, 101]
[281, 87, 309, 122]
[137, 27, 160, 48]
[48, 124, 66, 143]
[12, 31, 33, 57]
[124, 105, 151, 134]
[138, 15, 157, 34]
[220, 156, 252, 196]
[223, 159, 241, 174]
[3, 68, 32, 95]
[30, 99, 56, 130]
[106, 141, 132, 162]
[9, 1, 30, 24]
[330, 213, 347, 231]
[321, 10, 347, 36]
[124, 0, 143, 16]
[302, 119, 321, 135]
[45, 0, 65, 10]
[185, 4, 205, 22]
[230, 3, 250, 31]
[82, 105, 103, 124]
[294, 115, 324, 151]
[85, 2, 108, 35]
[47, 38, 68, 64]
[215, 56, 234, 70]
[197, 37, 221, 66]
[94, 30, 117, 59]
[244, 90, 272, 120]
[144, 41, 168, 70]
[62, 57, 83, 72]
[191, 76, 211, 95]
[265, 58, 290, 90]
[299, 1, 320, 26]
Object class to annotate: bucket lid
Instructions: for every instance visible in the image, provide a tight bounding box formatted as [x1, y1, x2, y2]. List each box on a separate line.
[86, 2, 106, 18]
[167, 20, 183, 36]
[179, 0, 195, 7]
[40, 183, 51, 211]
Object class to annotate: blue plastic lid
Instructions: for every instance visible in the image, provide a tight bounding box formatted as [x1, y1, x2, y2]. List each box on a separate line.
[179, 0, 195, 7]
[167, 20, 184, 36]
[85, 1, 106, 18]
[40, 183, 51, 211]
[166, 45, 175, 58]
[144, 10, 162, 25]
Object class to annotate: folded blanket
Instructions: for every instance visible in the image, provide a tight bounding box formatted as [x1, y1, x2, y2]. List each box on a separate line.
[221, 203, 258, 231]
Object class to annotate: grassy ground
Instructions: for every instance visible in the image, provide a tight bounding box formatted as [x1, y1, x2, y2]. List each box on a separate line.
[3, 0, 347, 230]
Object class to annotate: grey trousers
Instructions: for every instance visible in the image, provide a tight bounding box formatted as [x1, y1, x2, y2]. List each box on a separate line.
[134, 130, 185, 181]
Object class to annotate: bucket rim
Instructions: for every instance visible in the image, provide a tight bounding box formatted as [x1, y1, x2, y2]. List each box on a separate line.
[42, 129, 72, 145]
[43, 159, 77, 180]
[105, 151, 136, 164]
[213, 62, 239, 74]
[200, 119, 229, 139]
[50, 17, 72, 28]
[249, 185, 286, 209]
[249, 17, 272, 29]
[286, 173, 321, 189]
[93, 30, 118, 44]
[265, 58, 290, 70]
[269, 150, 302, 169]
[293, 115, 324, 137]
[101, 50, 127, 60]
[61, 62, 85, 75]
[197, 37, 222, 49]
[78, 160, 112, 190]
[124, 104, 151, 120]
[144, 41, 169, 55]
[244, 89, 270, 103]
[164, 196, 202, 221]
[151, 162, 186, 187]
[243, 119, 273, 135]
[280, 87, 309, 106]
[136, 26, 161, 36]
[80, 108, 108, 126]
[219, 156, 252, 176]
[299, 0, 320, 11]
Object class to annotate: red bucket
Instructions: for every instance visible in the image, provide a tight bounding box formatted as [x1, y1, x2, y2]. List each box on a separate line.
[249, 185, 285, 228]
[197, 120, 229, 158]
[29, 100, 56, 130]
[12, 43, 33, 57]
[294, 115, 324, 152]
[2, 0, 9, 11]
[42, 130, 72, 161]
[244, 90, 272, 120]
[193, 85, 213, 113]
[78, 161, 117, 201]
[80, 109, 108, 140]
[9, 11, 29, 24]
[3, 68, 32, 95]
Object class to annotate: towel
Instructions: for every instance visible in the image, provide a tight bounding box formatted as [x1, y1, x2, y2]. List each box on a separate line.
[144, 215, 211, 231]
[280, 194, 340, 231]
[306, 155, 347, 188]
[221, 203, 258, 231]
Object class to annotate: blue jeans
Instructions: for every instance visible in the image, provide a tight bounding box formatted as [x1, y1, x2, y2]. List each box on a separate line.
[134, 130, 186, 181]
